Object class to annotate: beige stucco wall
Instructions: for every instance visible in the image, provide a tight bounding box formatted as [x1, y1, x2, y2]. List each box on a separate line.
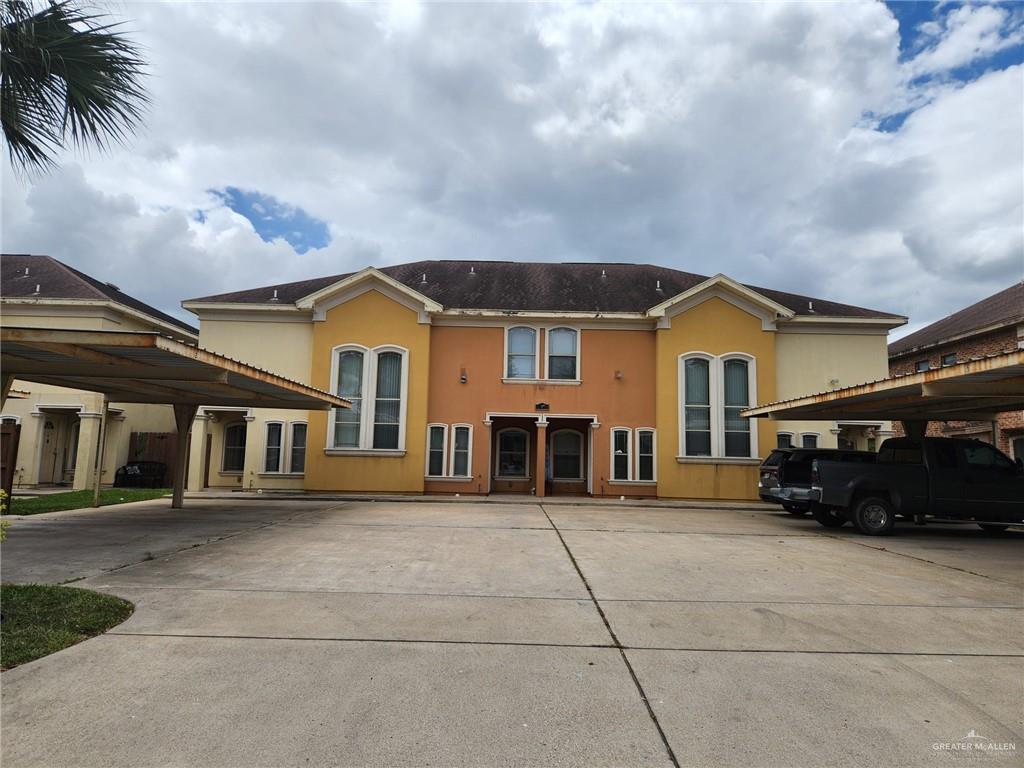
[774, 330, 892, 450]
[1, 303, 171, 333]
[198, 318, 313, 383]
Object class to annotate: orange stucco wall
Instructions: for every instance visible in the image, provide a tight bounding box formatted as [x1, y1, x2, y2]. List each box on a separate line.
[424, 325, 658, 496]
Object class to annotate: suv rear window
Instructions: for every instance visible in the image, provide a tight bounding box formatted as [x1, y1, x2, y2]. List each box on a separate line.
[762, 450, 787, 467]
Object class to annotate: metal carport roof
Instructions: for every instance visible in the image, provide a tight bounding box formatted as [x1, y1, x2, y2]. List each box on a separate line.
[1, 327, 348, 507]
[742, 350, 1024, 424]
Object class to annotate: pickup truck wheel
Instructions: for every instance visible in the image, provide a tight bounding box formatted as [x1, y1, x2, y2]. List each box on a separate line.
[811, 504, 846, 528]
[978, 523, 1009, 533]
[783, 503, 807, 515]
[853, 496, 896, 535]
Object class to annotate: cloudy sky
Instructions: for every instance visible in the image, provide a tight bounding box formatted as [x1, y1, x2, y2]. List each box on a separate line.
[2, 1, 1022, 338]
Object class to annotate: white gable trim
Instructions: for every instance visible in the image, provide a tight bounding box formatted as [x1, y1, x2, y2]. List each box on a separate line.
[295, 267, 441, 323]
[646, 274, 794, 331]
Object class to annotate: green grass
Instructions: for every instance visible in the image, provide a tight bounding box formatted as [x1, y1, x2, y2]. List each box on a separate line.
[7, 488, 170, 516]
[1, 584, 134, 670]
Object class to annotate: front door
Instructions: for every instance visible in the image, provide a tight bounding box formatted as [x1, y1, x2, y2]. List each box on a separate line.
[549, 428, 586, 496]
[39, 418, 59, 484]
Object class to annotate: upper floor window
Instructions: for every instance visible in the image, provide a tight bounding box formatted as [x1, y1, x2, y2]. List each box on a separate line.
[679, 353, 758, 459]
[915, 360, 931, 373]
[547, 328, 578, 380]
[331, 345, 408, 451]
[506, 327, 537, 379]
[941, 353, 957, 367]
[223, 423, 247, 472]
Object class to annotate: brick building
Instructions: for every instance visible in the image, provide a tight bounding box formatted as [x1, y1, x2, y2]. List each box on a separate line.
[889, 282, 1024, 458]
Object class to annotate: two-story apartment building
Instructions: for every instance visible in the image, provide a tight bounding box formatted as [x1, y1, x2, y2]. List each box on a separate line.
[182, 261, 904, 500]
[1, 255, 199, 489]
[889, 281, 1024, 459]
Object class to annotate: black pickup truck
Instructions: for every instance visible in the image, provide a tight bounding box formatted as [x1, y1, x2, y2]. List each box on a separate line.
[810, 437, 1024, 535]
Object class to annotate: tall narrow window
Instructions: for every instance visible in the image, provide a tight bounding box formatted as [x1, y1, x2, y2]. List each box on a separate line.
[637, 429, 655, 481]
[223, 423, 247, 472]
[612, 428, 631, 480]
[373, 351, 402, 449]
[552, 430, 583, 479]
[290, 423, 307, 473]
[452, 426, 471, 476]
[335, 350, 364, 448]
[497, 429, 528, 477]
[427, 425, 447, 477]
[547, 328, 578, 380]
[683, 358, 712, 456]
[506, 327, 536, 378]
[723, 358, 751, 457]
[264, 422, 283, 472]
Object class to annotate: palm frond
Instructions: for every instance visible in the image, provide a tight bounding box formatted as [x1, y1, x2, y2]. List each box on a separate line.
[1, 0, 148, 173]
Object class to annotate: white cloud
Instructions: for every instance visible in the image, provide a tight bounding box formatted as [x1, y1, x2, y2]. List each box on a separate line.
[908, 4, 1023, 77]
[1, 1, 1021, 335]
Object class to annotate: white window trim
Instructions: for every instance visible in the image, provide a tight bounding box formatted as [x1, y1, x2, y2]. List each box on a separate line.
[677, 352, 758, 460]
[545, 326, 581, 382]
[1, 415, 22, 425]
[635, 427, 657, 482]
[450, 423, 473, 477]
[503, 326, 540, 380]
[328, 343, 409, 453]
[221, 421, 248, 474]
[550, 428, 584, 480]
[425, 423, 449, 478]
[799, 432, 820, 449]
[610, 427, 632, 481]
[287, 421, 307, 475]
[495, 426, 530, 479]
[263, 420, 285, 474]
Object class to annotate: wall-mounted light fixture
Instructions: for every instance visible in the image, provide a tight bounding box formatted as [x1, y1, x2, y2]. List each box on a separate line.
[535, 402, 550, 411]
[614, 370, 624, 380]
[459, 368, 468, 384]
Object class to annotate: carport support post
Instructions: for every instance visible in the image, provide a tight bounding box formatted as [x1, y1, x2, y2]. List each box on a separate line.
[534, 420, 547, 498]
[1, 373, 13, 409]
[171, 404, 198, 509]
[91, 397, 109, 508]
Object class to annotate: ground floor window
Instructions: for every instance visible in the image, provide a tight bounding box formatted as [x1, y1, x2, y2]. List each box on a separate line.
[637, 429, 655, 481]
[611, 428, 631, 480]
[223, 423, 247, 472]
[427, 424, 447, 477]
[777, 432, 793, 449]
[290, 423, 307, 473]
[801, 433, 819, 449]
[551, 430, 583, 479]
[264, 422, 283, 472]
[496, 428, 528, 477]
[451, 425, 471, 477]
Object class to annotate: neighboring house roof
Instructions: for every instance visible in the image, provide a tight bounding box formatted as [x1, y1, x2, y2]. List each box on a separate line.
[889, 282, 1024, 357]
[1, 254, 198, 336]
[185, 260, 902, 319]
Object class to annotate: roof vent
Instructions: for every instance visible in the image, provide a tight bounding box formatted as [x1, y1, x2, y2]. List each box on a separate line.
[600, 269, 607, 278]
[24, 267, 29, 276]
[270, 289, 279, 302]
[469, 266, 476, 275]
[421, 272, 428, 284]
[33, 283, 41, 294]
[656, 280, 662, 291]
[105, 281, 120, 292]
[808, 301, 814, 313]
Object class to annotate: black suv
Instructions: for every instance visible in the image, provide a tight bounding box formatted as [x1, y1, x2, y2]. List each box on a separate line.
[759, 448, 876, 514]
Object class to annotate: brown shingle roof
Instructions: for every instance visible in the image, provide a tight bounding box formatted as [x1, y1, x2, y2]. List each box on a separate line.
[1, 254, 198, 336]
[888, 282, 1024, 357]
[186, 260, 902, 319]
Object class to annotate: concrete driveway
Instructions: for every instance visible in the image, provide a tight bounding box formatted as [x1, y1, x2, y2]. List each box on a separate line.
[1, 498, 1021, 767]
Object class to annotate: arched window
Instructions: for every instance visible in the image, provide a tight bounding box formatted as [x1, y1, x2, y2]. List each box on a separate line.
[547, 328, 578, 380]
[506, 327, 537, 379]
[679, 353, 758, 459]
[223, 423, 247, 472]
[551, 429, 583, 479]
[496, 428, 529, 477]
[330, 345, 408, 451]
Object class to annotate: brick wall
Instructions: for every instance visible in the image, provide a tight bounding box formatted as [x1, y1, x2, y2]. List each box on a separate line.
[889, 326, 1024, 457]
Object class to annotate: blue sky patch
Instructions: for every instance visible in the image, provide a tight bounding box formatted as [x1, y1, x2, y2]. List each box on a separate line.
[209, 187, 330, 253]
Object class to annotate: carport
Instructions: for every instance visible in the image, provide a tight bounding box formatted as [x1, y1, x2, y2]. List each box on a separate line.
[743, 349, 1024, 440]
[1, 327, 347, 507]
